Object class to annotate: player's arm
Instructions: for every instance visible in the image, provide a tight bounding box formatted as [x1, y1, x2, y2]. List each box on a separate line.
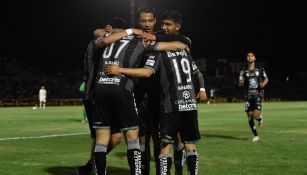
[94, 24, 112, 38]
[238, 70, 245, 87]
[105, 65, 153, 78]
[96, 28, 143, 48]
[146, 41, 188, 52]
[94, 25, 126, 38]
[260, 68, 269, 88]
[260, 77, 269, 88]
[194, 70, 207, 102]
[143, 33, 191, 49]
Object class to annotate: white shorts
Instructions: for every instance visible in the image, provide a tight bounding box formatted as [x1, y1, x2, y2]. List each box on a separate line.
[39, 97, 46, 103]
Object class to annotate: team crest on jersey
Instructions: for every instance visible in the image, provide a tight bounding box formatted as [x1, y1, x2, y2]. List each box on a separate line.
[182, 91, 190, 99]
[250, 78, 257, 86]
[255, 71, 259, 76]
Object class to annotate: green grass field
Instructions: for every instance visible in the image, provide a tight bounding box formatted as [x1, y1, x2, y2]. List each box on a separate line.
[1, 102, 307, 175]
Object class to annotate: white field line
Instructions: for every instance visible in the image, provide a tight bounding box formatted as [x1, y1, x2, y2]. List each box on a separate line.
[0, 132, 89, 141]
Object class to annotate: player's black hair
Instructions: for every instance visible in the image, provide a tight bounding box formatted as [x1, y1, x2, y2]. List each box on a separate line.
[162, 9, 182, 24]
[246, 50, 256, 57]
[137, 6, 156, 18]
[109, 17, 128, 29]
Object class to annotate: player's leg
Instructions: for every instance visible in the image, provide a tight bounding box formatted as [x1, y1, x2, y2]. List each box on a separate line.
[160, 143, 173, 175]
[174, 133, 185, 175]
[139, 116, 150, 175]
[82, 107, 87, 123]
[77, 100, 96, 175]
[253, 98, 263, 127]
[159, 112, 179, 175]
[94, 129, 110, 175]
[245, 101, 258, 141]
[116, 89, 142, 175]
[123, 128, 142, 175]
[184, 144, 198, 175]
[76, 138, 95, 175]
[151, 116, 161, 175]
[181, 111, 201, 175]
[253, 110, 263, 127]
[92, 90, 113, 175]
[107, 131, 122, 153]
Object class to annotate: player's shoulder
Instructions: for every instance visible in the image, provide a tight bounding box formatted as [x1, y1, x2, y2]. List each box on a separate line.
[181, 35, 192, 49]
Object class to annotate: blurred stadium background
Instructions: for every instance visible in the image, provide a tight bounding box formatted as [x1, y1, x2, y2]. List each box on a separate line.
[1, 55, 306, 107]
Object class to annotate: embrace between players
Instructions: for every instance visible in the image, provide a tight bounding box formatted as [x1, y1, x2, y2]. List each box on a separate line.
[78, 6, 207, 175]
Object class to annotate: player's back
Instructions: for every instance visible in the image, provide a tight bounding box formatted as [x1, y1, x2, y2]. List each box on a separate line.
[156, 50, 198, 113]
[96, 35, 145, 92]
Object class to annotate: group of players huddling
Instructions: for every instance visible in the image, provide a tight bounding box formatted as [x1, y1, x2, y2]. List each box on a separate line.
[77, 6, 268, 175]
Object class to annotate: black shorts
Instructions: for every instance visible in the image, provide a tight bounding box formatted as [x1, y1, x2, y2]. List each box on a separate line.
[160, 110, 201, 144]
[245, 97, 262, 112]
[84, 99, 96, 138]
[93, 85, 139, 131]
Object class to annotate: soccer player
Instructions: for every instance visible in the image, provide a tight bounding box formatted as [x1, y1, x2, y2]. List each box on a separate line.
[136, 6, 197, 175]
[79, 81, 88, 123]
[105, 10, 205, 175]
[76, 21, 123, 175]
[92, 18, 188, 175]
[239, 51, 269, 142]
[207, 87, 216, 104]
[133, 6, 161, 175]
[39, 85, 46, 109]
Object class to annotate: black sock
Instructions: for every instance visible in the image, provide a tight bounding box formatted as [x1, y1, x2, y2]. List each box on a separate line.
[255, 116, 262, 123]
[84, 159, 93, 169]
[153, 141, 161, 175]
[127, 139, 141, 175]
[248, 118, 258, 136]
[186, 150, 199, 175]
[159, 154, 172, 175]
[94, 144, 107, 175]
[174, 143, 184, 175]
[140, 144, 150, 175]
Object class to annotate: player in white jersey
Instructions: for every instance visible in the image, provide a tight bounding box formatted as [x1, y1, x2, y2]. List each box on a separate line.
[39, 85, 47, 109]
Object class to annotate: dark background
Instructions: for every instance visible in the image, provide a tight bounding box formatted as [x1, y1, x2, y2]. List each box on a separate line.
[1, 0, 305, 74]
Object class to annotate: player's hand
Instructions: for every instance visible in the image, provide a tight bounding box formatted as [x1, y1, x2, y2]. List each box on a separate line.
[142, 33, 156, 42]
[197, 91, 207, 103]
[105, 64, 120, 75]
[132, 28, 144, 36]
[239, 79, 244, 87]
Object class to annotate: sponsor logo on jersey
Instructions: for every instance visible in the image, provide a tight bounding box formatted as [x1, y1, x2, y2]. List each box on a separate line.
[166, 50, 188, 57]
[178, 103, 197, 111]
[98, 76, 121, 85]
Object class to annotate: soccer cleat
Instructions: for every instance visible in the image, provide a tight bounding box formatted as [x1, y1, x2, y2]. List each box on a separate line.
[252, 136, 260, 142]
